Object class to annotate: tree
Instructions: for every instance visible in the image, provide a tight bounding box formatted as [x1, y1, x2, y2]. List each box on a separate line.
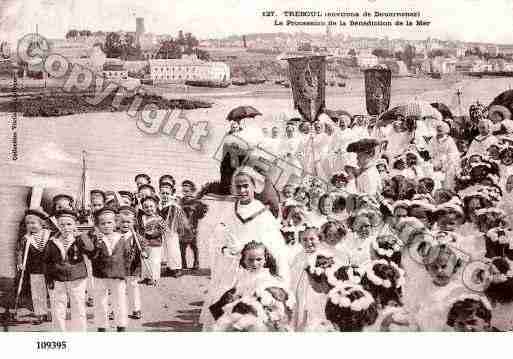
[157, 39, 182, 59]
[428, 49, 446, 58]
[372, 48, 392, 58]
[104, 32, 123, 58]
[65, 29, 79, 39]
[402, 44, 416, 69]
[79, 30, 92, 37]
[195, 48, 210, 61]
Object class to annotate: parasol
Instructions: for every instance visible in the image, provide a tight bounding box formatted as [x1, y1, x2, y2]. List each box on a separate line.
[377, 100, 443, 127]
[324, 109, 353, 124]
[430, 102, 453, 119]
[489, 89, 513, 115]
[488, 105, 512, 121]
[225, 106, 262, 122]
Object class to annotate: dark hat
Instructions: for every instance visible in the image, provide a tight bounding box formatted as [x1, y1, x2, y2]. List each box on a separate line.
[500, 147, 513, 163]
[90, 189, 106, 201]
[52, 193, 74, 204]
[135, 173, 151, 183]
[94, 207, 117, 219]
[182, 180, 196, 190]
[138, 184, 156, 194]
[24, 207, 49, 221]
[330, 171, 349, 185]
[346, 138, 381, 153]
[159, 182, 176, 193]
[159, 174, 175, 186]
[118, 205, 137, 217]
[141, 194, 160, 205]
[118, 190, 134, 200]
[54, 209, 78, 221]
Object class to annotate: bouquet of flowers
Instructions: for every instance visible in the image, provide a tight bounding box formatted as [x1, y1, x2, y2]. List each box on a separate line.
[306, 250, 341, 294]
[370, 234, 403, 265]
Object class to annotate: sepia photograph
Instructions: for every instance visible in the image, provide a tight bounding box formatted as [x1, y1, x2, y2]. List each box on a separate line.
[1, 1, 513, 349]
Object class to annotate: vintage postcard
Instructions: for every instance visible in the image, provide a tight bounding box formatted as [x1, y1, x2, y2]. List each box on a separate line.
[1, 0, 513, 345]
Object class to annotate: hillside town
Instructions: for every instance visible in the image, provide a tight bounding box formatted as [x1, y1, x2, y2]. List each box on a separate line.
[3, 17, 513, 90]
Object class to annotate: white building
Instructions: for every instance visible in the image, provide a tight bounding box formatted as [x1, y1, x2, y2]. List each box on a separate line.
[149, 58, 230, 83]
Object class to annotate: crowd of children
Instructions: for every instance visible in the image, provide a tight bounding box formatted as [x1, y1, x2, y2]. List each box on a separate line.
[201, 103, 513, 332]
[16, 101, 513, 331]
[16, 174, 207, 331]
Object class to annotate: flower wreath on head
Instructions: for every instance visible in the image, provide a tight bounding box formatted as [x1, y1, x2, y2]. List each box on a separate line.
[332, 264, 362, 285]
[215, 297, 268, 331]
[488, 258, 513, 283]
[327, 284, 375, 312]
[255, 282, 296, 312]
[485, 227, 511, 245]
[447, 293, 492, 312]
[305, 249, 342, 286]
[371, 235, 402, 258]
[363, 259, 405, 289]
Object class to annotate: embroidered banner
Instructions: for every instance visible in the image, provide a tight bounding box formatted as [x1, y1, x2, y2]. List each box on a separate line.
[286, 55, 326, 122]
[364, 67, 392, 116]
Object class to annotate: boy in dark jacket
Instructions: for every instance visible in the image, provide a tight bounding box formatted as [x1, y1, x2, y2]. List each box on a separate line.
[84, 207, 131, 332]
[43, 209, 94, 332]
[17, 208, 51, 324]
[179, 180, 208, 269]
[117, 206, 148, 319]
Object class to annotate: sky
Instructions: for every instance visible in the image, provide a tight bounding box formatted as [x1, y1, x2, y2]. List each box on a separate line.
[1, 0, 513, 44]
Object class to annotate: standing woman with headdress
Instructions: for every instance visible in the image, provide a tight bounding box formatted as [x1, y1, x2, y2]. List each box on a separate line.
[200, 166, 290, 330]
[430, 121, 461, 190]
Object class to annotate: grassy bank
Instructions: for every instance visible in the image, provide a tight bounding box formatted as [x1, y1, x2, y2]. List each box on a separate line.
[0, 90, 213, 117]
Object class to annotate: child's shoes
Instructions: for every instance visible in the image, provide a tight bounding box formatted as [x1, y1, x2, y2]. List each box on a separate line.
[129, 310, 142, 320]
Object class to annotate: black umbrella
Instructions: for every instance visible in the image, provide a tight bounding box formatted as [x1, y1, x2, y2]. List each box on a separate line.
[324, 109, 353, 123]
[226, 106, 262, 122]
[430, 102, 453, 119]
[489, 90, 513, 115]
[376, 106, 402, 127]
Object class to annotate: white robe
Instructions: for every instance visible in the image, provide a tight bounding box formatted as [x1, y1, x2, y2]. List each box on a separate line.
[290, 251, 328, 331]
[467, 134, 499, 158]
[355, 163, 382, 197]
[200, 199, 290, 329]
[430, 136, 460, 190]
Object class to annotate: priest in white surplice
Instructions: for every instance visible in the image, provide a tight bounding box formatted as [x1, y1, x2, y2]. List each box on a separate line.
[200, 166, 290, 330]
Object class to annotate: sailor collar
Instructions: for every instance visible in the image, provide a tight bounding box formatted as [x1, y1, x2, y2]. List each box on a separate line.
[51, 234, 78, 260]
[234, 200, 267, 224]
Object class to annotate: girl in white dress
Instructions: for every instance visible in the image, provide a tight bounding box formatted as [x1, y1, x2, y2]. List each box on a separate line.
[338, 209, 381, 267]
[200, 166, 290, 330]
[290, 227, 343, 331]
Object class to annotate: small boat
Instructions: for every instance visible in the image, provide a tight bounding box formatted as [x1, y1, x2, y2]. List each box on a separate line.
[185, 80, 230, 88]
[337, 82, 346, 87]
[283, 82, 290, 88]
[329, 81, 335, 87]
[429, 72, 442, 79]
[274, 79, 284, 85]
[231, 78, 247, 86]
[247, 78, 266, 85]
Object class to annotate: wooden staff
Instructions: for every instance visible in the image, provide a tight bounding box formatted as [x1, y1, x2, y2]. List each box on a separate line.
[129, 227, 153, 279]
[13, 236, 31, 318]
